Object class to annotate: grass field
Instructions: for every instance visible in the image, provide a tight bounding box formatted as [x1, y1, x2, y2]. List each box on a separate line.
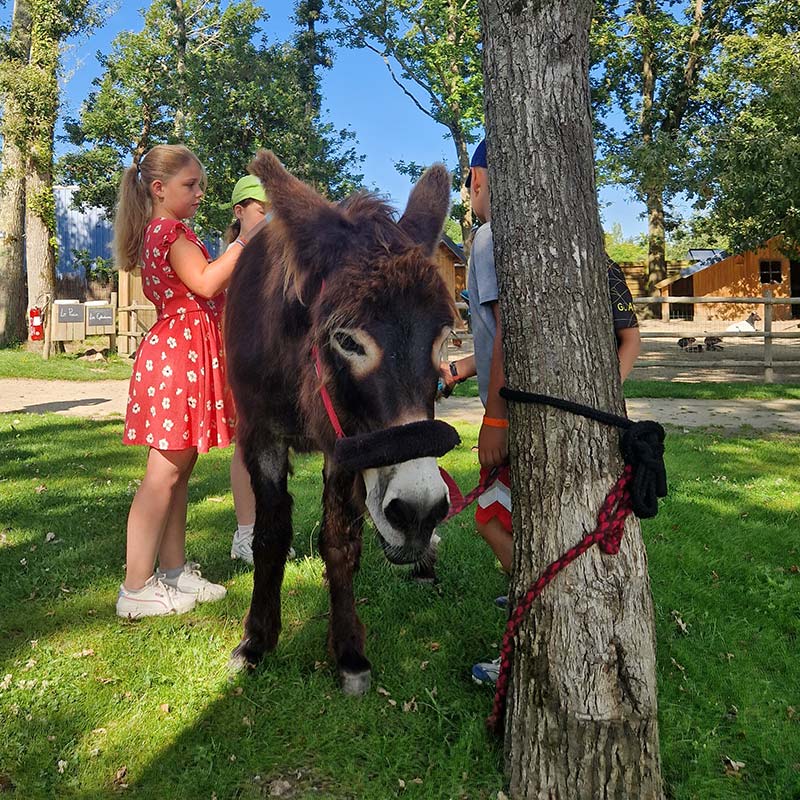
[0, 348, 134, 382]
[1, 414, 799, 798]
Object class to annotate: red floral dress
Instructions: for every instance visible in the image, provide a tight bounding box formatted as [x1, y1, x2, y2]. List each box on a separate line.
[123, 218, 235, 453]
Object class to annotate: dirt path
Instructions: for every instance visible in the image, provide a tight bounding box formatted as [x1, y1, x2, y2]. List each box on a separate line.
[2, 378, 800, 432]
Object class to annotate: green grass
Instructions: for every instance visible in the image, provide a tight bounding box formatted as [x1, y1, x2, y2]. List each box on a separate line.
[1, 416, 799, 798]
[0, 347, 133, 381]
[449, 376, 800, 401]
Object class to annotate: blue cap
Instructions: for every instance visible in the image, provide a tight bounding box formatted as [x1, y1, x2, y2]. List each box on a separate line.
[465, 139, 487, 188]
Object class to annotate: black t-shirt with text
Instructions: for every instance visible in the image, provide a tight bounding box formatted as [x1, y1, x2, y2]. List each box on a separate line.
[607, 257, 639, 330]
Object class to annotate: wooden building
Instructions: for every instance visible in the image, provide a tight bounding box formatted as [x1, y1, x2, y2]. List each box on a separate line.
[655, 237, 800, 322]
[433, 234, 466, 302]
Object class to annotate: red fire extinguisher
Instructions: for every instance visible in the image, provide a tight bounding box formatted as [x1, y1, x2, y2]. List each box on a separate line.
[29, 306, 44, 341]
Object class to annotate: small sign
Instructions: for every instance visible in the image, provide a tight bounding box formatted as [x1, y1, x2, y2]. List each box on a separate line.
[87, 306, 114, 327]
[57, 303, 85, 323]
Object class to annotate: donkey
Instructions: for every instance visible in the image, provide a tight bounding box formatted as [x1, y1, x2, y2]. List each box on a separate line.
[225, 151, 459, 695]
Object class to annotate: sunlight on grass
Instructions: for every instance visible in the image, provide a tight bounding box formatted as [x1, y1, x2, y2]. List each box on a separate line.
[1, 413, 798, 798]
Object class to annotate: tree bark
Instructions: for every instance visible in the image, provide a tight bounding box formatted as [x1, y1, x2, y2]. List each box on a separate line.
[451, 125, 473, 258]
[645, 190, 666, 306]
[479, 0, 663, 797]
[169, 0, 188, 141]
[24, 6, 59, 321]
[0, 0, 33, 344]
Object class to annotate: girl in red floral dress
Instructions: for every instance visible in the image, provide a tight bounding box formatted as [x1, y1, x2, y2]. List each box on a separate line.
[113, 144, 263, 618]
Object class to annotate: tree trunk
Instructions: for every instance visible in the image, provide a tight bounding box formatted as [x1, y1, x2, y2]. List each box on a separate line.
[25, 163, 57, 314]
[451, 126, 473, 259]
[169, 0, 188, 141]
[645, 189, 666, 303]
[479, 0, 664, 797]
[24, 8, 59, 321]
[0, 0, 33, 344]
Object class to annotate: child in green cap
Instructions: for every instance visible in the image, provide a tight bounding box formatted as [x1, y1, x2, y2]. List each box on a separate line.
[224, 175, 269, 247]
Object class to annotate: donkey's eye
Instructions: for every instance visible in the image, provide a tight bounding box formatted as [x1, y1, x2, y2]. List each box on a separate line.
[330, 327, 382, 377]
[333, 332, 366, 356]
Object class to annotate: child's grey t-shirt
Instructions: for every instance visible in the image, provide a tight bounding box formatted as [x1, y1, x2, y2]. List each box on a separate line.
[467, 222, 497, 407]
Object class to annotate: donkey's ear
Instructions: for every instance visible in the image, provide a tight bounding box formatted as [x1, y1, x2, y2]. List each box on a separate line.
[248, 149, 352, 279]
[397, 164, 451, 256]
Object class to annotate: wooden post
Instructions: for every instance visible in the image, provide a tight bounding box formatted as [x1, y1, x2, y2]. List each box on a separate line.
[42, 293, 52, 361]
[763, 289, 774, 384]
[109, 291, 118, 353]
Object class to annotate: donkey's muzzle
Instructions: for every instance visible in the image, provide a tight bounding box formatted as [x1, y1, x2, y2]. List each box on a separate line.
[332, 420, 460, 472]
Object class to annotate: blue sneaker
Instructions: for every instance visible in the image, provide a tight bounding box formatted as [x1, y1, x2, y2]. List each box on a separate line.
[495, 595, 508, 609]
[471, 657, 500, 686]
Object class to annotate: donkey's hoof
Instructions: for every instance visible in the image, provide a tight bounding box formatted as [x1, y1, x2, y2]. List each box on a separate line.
[228, 640, 263, 673]
[341, 668, 372, 696]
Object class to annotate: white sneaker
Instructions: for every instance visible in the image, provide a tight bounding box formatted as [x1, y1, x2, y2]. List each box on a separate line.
[230, 528, 254, 564]
[158, 562, 227, 603]
[230, 530, 295, 564]
[116, 575, 196, 619]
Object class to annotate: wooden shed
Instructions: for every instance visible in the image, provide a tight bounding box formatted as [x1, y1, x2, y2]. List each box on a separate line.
[433, 234, 466, 303]
[655, 237, 800, 322]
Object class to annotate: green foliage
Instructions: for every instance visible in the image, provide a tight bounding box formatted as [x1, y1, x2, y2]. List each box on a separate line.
[333, 0, 483, 137]
[71, 249, 117, 289]
[333, 0, 482, 240]
[58, 0, 364, 234]
[686, 0, 800, 255]
[0, 415, 799, 797]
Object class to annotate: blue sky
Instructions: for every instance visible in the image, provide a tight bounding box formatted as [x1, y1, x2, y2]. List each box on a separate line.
[16, 0, 646, 238]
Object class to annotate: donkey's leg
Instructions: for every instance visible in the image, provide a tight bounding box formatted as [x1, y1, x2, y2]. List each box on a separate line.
[230, 438, 292, 670]
[319, 465, 371, 695]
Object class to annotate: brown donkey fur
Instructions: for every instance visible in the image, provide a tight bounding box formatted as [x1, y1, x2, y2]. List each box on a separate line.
[225, 151, 455, 694]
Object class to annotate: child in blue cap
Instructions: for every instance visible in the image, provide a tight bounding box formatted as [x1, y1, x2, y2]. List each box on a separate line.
[440, 138, 640, 684]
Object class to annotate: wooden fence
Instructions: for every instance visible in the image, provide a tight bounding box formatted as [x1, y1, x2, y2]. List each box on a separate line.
[633, 290, 800, 383]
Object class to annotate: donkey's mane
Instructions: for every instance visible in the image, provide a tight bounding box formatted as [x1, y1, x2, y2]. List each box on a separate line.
[336, 191, 414, 256]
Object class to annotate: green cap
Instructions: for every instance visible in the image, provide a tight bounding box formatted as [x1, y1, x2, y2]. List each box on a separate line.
[229, 175, 267, 207]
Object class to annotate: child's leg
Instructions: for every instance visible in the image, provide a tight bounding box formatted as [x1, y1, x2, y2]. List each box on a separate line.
[474, 465, 513, 572]
[158, 450, 198, 571]
[124, 447, 197, 590]
[476, 517, 513, 573]
[230, 445, 255, 527]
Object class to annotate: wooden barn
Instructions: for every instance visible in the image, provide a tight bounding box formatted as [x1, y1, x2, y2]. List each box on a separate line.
[655, 237, 800, 322]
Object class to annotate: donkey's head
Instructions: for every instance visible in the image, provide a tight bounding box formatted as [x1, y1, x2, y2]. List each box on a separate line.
[249, 150, 457, 563]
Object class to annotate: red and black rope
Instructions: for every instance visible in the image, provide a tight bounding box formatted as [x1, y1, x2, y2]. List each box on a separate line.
[483, 389, 667, 735]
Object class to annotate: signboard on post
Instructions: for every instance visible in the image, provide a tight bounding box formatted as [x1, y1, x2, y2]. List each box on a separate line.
[57, 303, 84, 324]
[85, 301, 115, 334]
[52, 301, 85, 341]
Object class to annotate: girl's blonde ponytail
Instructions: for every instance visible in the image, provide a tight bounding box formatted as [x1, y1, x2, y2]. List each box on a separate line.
[113, 164, 151, 272]
[113, 145, 204, 272]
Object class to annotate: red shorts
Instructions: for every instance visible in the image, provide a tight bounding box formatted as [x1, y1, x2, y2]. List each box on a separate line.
[475, 465, 512, 533]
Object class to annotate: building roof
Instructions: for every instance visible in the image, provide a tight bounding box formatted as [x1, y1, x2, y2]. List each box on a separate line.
[440, 233, 465, 263]
[680, 249, 727, 278]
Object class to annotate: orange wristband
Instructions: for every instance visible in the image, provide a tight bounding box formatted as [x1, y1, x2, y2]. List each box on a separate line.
[482, 416, 509, 429]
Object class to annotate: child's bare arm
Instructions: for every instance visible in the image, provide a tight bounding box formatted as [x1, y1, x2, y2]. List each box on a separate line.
[478, 303, 508, 468]
[169, 234, 241, 298]
[617, 326, 641, 381]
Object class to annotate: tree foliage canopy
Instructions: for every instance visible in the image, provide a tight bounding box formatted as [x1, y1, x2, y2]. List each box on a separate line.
[686, 0, 800, 254]
[59, 0, 363, 234]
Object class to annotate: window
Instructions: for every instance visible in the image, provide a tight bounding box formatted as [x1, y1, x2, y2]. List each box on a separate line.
[759, 260, 783, 284]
